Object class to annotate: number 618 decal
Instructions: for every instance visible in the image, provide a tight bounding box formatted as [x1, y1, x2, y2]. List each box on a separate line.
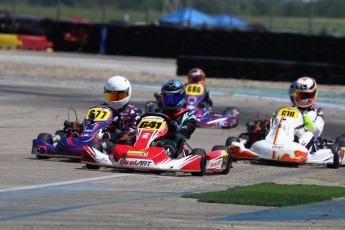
[277, 107, 299, 118]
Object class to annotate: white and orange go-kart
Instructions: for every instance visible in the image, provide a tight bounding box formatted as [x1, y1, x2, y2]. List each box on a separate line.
[227, 107, 343, 168]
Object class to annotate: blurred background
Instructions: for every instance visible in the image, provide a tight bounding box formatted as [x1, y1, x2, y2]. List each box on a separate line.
[1, 0, 345, 84]
[1, 0, 345, 35]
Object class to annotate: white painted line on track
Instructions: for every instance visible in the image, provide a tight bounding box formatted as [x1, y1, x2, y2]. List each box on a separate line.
[0, 174, 131, 193]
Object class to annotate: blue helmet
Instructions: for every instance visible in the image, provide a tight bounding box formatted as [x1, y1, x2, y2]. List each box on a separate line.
[161, 79, 186, 110]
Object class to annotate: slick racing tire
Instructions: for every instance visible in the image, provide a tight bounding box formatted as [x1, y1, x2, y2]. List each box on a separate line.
[145, 101, 158, 113]
[211, 145, 232, 175]
[239, 133, 251, 148]
[222, 107, 239, 128]
[225, 136, 240, 147]
[36, 133, 52, 159]
[55, 130, 67, 138]
[335, 134, 345, 144]
[86, 142, 102, 170]
[190, 148, 206, 176]
[327, 144, 340, 169]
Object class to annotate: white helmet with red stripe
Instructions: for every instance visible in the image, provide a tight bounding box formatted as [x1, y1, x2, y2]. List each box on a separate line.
[294, 76, 317, 108]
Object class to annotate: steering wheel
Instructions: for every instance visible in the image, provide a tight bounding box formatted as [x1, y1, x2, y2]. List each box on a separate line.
[140, 112, 172, 124]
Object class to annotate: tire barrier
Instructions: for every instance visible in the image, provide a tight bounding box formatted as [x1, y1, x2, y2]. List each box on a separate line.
[176, 55, 345, 85]
[1, 20, 345, 84]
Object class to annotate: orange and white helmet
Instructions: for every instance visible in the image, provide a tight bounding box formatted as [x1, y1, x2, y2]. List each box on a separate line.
[294, 76, 318, 108]
[187, 68, 205, 85]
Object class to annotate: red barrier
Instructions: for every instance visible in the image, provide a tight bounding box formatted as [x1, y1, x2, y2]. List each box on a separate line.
[17, 35, 53, 52]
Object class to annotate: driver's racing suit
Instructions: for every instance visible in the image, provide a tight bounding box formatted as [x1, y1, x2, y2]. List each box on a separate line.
[157, 108, 197, 158]
[102, 103, 142, 143]
[294, 104, 325, 150]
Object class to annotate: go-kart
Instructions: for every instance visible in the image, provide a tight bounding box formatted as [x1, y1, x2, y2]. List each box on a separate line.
[31, 106, 117, 160]
[226, 107, 343, 168]
[145, 83, 239, 129]
[81, 112, 232, 176]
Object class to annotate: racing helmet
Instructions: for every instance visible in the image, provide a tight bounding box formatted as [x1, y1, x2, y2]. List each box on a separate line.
[294, 76, 318, 108]
[289, 81, 296, 104]
[187, 68, 205, 85]
[104, 76, 132, 110]
[161, 79, 186, 111]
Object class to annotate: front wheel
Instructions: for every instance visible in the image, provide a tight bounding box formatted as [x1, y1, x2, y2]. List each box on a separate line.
[222, 107, 239, 128]
[85, 142, 102, 170]
[225, 136, 240, 147]
[190, 148, 206, 176]
[36, 133, 52, 159]
[211, 145, 232, 175]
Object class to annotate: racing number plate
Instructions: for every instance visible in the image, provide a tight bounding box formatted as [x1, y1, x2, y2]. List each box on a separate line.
[277, 107, 299, 118]
[186, 84, 204, 96]
[138, 117, 165, 131]
[85, 107, 112, 121]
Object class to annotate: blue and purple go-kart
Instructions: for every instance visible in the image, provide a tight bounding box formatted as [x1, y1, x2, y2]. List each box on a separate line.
[31, 106, 115, 160]
[145, 83, 239, 129]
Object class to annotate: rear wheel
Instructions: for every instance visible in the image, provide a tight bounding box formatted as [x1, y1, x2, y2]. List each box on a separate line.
[327, 144, 340, 169]
[222, 107, 239, 128]
[190, 148, 206, 176]
[86, 142, 102, 169]
[211, 145, 232, 175]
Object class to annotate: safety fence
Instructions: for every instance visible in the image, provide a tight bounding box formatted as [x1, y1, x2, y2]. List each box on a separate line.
[1, 18, 345, 84]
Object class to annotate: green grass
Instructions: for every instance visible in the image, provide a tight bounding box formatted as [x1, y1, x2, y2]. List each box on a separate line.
[182, 183, 345, 207]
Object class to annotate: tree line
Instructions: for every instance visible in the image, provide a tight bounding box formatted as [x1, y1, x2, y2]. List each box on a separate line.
[7, 0, 345, 18]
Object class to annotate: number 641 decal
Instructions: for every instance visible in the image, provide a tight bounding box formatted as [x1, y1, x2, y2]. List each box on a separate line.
[138, 120, 164, 130]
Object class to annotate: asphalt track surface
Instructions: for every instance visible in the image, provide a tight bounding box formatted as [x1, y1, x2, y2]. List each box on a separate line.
[0, 51, 345, 230]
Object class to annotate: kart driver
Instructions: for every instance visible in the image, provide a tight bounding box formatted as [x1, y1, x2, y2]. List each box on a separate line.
[292, 76, 325, 150]
[157, 79, 197, 158]
[186, 67, 213, 108]
[102, 75, 142, 144]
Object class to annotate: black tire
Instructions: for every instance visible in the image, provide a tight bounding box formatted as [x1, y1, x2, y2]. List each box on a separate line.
[335, 136, 345, 144]
[338, 140, 345, 148]
[190, 148, 206, 176]
[86, 142, 103, 169]
[55, 130, 67, 138]
[327, 144, 340, 169]
[222, 107, 239, 128]
[238, 133, 251, 147]
[225, 136, 240, 147]
[145, 101, 158, 113]
[37, 133, 53, 144]
[211, 145, 232, 175]
[36, 133, 52, 159]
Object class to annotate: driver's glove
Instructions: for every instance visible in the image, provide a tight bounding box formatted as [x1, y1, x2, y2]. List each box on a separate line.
[168, 120, 181, 133]
[303, 114, 315, 131]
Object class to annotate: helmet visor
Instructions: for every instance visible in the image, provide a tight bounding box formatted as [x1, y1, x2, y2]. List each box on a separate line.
[294, 90, 316, 100]
[162, 93, 185, 108]
[188, 75, 203, 83]
[104, 88, 129, 102]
